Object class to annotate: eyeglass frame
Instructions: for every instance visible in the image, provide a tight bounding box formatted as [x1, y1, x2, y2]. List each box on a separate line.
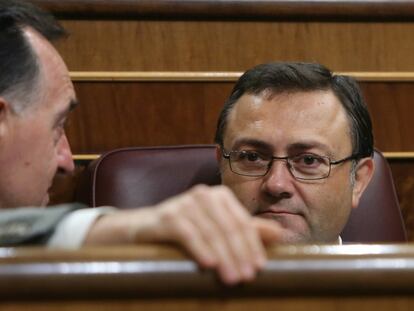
[221, 149, 362, 180]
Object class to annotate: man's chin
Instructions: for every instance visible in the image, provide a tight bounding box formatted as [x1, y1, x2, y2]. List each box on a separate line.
[256, 213, 311, 243]
[41, 194, 50, 206]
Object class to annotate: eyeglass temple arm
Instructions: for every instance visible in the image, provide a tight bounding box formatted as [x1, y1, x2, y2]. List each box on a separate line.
[330, 153, 361, 165]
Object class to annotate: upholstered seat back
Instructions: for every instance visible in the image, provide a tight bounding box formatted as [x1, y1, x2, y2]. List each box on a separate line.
[76, 145, 406, 243]
[77, 145, 220, 208]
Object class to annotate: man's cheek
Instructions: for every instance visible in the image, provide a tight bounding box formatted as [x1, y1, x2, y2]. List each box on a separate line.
[233, 185, 260, 213]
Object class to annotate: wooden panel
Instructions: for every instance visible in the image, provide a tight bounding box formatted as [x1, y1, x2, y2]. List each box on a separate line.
[30, 0, 414, 19]
[362, 82, 414, 152]
[67, 81, 414, 153]
[52, 20, 414, 72]
[67, 81, 230, 152]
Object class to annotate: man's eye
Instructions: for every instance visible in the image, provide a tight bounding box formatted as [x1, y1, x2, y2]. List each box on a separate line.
[231, 151, 262, 162]
[295, 154, 324, 166]
[237, 151, 264, 161]
[245, 152, 260, 161]
[303, 155, 317, 165]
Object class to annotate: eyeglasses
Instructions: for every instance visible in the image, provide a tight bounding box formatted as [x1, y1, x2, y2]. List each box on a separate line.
[222, 150, 360, 180]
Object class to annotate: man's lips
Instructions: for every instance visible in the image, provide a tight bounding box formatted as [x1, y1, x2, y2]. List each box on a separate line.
[254, 209, 303, 218]
[256, 211, 295, 217]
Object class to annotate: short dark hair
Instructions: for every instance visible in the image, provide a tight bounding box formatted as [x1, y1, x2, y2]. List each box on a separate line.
[214, 62, 374, 158]
[0, 0, 66, 113]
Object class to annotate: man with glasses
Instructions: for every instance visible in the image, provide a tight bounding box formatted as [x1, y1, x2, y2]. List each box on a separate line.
[215, 62, 374, 243]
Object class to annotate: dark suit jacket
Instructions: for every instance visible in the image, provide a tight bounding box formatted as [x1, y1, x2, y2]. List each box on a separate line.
[0, 203, 84, 246]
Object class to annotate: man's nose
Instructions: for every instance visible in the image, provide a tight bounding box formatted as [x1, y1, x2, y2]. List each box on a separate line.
[262, 159, 294, 196]
[57, 133, 75, 173]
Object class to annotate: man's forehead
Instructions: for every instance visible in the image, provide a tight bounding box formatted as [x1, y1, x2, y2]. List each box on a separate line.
[224, 90, 352, 154]
[23, 26, 70, 80]
[230, 89, 347, 122]
[23, 26, 76, 109]
[23, 26, 52, 56]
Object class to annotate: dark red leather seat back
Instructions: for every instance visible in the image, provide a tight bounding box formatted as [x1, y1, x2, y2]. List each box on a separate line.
[77, 145, 221, 208]
[76, 145, 406, 243]
[341, 151, 406, 242]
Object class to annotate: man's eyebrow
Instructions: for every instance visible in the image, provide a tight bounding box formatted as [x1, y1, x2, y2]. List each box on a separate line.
[69, 98, 79, 111]
[231, 138, 273, 151]
[287, 141, 333, 156]
[230, 139, 334, 156]
[53, 98, 79, 127]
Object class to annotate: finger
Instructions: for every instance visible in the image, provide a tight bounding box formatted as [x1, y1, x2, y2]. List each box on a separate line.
[185, 189, 245, 284]
[160, 207, 218, 268]
[211, 186, 268, 269]
[193, 186, 262, 282]
[157, 190, 244, 284]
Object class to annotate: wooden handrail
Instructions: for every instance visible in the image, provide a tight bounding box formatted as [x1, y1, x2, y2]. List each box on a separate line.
[2, 244, 414, 299]
[31, 0, 414, 20]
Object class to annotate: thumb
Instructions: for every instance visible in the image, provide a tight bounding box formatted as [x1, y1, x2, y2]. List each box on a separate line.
[253, 218, 284, 244]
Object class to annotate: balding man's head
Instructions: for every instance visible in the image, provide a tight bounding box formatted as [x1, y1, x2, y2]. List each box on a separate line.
[0, 1, 75, 208]
[0, 0, 66, 113]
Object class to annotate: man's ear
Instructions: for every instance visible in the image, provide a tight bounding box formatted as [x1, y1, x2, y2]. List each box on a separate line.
[0, 97, 11, 138]
[351, 157, 375, 209]
[215, 145, 222, 164]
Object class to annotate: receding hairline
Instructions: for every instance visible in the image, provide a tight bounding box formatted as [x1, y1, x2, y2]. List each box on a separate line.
[0, 0, 68, 114]
[17, 26, 48, 111]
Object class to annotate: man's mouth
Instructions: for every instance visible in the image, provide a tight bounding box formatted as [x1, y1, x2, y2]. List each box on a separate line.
[254, 207, 304, 220]
[255, 210, 296, 218]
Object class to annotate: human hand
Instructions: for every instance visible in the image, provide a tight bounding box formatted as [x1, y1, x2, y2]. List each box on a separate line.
[132, 185, 283, 284]
[85, 185, 283, 285]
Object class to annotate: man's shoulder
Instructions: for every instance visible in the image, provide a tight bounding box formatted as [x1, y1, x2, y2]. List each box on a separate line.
[0, 203, 86, 246]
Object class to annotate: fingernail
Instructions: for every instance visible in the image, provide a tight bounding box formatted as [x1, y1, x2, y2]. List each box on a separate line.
[224, 268, 239, 285]
[242, 264, 254, 280]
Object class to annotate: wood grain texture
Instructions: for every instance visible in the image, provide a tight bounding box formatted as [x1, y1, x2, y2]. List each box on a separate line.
[362, 82, 414, 152]
[3, 245, 414, 309]
[30, 0, 414, 19]
[3, 298, 414, 311]
[65, 81, 414, 153]
[3, 244, 414, 295]
[53, 20, 414, 72]
[67, 81, 230, 152]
